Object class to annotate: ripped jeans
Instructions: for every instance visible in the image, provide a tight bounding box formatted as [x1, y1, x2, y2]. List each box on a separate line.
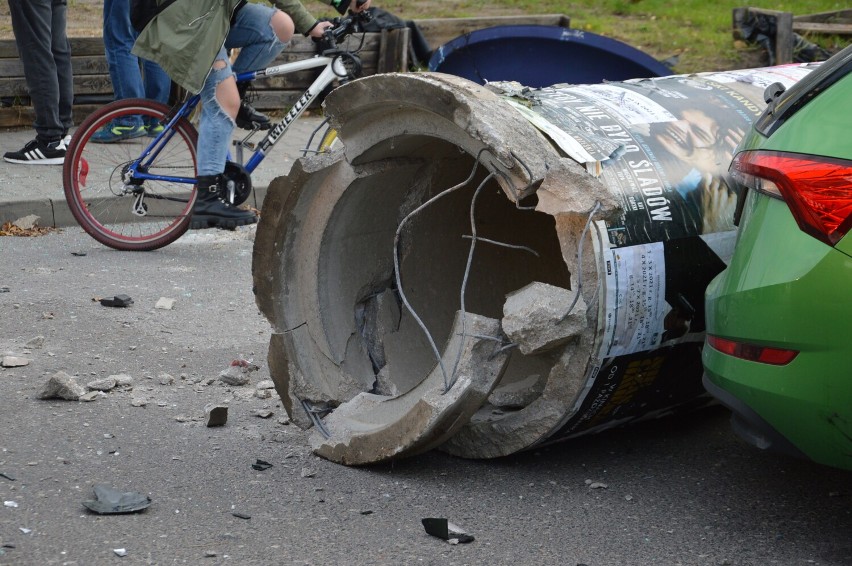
[197, 3, 286, 176]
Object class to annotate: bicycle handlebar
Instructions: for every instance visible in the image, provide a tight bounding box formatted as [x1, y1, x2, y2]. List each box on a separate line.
[324, 9, 373, 46]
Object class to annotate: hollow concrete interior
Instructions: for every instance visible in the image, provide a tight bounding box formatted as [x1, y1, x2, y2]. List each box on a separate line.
[315, 134, 572, 407]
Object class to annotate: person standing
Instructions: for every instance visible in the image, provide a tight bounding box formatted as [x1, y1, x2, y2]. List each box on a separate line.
[3, 0, 74, 165]
[92, 0, 172, 143]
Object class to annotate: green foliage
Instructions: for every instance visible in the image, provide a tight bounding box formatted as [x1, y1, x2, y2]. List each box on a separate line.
[302, 0, 850, 73]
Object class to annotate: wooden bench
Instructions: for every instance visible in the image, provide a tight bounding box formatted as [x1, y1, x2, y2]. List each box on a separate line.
[0, 14, 572, 128]
[0, 29, 409, 128]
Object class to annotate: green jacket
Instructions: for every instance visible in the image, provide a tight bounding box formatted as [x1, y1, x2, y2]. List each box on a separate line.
[132, 0, 346, 94]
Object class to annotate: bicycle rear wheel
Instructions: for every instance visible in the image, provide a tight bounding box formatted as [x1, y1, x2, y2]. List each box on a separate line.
[63, 99, 198, 251]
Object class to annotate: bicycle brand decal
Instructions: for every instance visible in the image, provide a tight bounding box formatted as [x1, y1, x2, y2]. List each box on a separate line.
[260, 91, 316, 152]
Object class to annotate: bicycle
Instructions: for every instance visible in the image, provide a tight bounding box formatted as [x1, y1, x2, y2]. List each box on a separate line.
[62, 10, 371, 252]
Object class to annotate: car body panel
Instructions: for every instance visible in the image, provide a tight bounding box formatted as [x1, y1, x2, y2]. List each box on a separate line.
[704, 47, 852, 470]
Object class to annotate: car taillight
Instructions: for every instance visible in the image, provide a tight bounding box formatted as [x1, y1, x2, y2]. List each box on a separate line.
[707, 335, 798, 366]
[731, 150, 852, 246]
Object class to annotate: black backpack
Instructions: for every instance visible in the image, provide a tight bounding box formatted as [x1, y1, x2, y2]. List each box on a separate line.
[130, 0, 177, 33]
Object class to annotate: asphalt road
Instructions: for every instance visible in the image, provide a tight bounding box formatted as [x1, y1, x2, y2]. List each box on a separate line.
[0, 227, 850, 566]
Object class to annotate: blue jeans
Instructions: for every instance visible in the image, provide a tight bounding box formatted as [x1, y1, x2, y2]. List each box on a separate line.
[197, 3, 285, 176]
[103, 0, 171, 127]
[8, 0, 73, 142]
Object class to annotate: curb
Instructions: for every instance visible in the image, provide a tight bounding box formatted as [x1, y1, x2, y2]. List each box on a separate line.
[1, 186, 270, 230]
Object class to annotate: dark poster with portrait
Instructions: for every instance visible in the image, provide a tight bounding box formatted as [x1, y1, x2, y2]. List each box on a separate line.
[492, 65, 817, 441]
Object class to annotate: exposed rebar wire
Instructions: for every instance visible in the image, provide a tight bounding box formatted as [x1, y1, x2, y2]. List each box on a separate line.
[446, 172, 494, 392]
[301, 399, 332, 439]
[394, 148, 501, 391]
[559, 201, 602, 323]
[490, 342, 519, 360]
[302, 117, 333, 157]
[461, 235, 540, 257]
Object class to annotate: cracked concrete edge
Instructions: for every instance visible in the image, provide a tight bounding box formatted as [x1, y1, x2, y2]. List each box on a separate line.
[309, 312, 510, 465]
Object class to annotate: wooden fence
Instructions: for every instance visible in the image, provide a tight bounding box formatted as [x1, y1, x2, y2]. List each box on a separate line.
[0, 14, 571, 128]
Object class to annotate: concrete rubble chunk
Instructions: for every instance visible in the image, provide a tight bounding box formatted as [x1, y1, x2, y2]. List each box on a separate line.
[37, 371, 86, 400]
[310, 312, 511, 465]
[501, 282, 588, 355]
[155, 297, 176, 310]
[111, 374, 134, 388]
[1, 356, 30, 368]
[25, 336, 45, 349]
[13, 214, 40, 230]
[87, 377, 117, 392]
[205, 404, 228, 427]
[219, 365, 251, 386]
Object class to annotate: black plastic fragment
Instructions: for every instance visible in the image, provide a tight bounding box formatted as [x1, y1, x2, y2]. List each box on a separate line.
[0, 472, 15, 481]
[232, 512, 252, 520]
[100, 294, 134, 308]
[421, 518, 475, 543]
[251, 459, 273, 471]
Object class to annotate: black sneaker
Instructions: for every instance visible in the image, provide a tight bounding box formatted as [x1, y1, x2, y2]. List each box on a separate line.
[3, 137, 67, 165]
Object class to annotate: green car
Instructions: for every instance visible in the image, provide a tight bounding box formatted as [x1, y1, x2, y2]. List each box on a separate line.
[703, 44, 852, 471]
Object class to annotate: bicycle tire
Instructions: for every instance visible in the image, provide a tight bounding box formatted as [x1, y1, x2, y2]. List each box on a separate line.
[63, 99, 198, 251]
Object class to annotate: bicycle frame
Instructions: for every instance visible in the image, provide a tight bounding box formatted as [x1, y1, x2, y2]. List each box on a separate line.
[128, 53, 352, 186]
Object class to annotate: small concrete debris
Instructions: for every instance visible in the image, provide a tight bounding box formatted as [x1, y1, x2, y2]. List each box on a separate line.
[3, 501, 18, 508]
[421, 518, 475, 544]
[98, 294, 134, 308]
[158, 373, 175, 386]
[12, 214, 40, 230]
[0, 356, 30, 368]
[112, 374, 134, 388]
[256, 380, 275, 390]
[25, 336, 45, 349]
[36, 371, 86, 400]
[205, 404, 228, 427]
[218, 360, 258, 386]
[300, 468, 316, 478]
[154, 297, 176, 310]
[82, 485, 151, 514]
[253, 409, 274, 419]
[79, 391, 107, 402]
[585, 480, 608, 489]
[19, 528, 31, 535]
[204, 551, 218, 558]
[254, 388, 272, 399]
[130, 397, 147, 407]
[86, 377, 117, 392]
[113, 548, 128, 557]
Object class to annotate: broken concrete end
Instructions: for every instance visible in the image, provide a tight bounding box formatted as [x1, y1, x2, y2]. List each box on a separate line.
[310, 312, 509, 465]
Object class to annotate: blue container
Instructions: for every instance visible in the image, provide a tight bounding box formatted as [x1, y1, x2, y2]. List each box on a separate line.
[428, 25, 672, 87]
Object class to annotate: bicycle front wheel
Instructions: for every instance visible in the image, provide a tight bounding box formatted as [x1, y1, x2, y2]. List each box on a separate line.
[63, 99, 198, 251]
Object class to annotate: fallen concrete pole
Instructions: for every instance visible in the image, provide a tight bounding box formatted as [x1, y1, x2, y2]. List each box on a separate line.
[253, 66, 813, 464]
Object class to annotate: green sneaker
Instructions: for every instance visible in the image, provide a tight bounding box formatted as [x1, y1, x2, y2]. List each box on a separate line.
[145, 122, 165, 137]
[91, 122, 147, 144]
